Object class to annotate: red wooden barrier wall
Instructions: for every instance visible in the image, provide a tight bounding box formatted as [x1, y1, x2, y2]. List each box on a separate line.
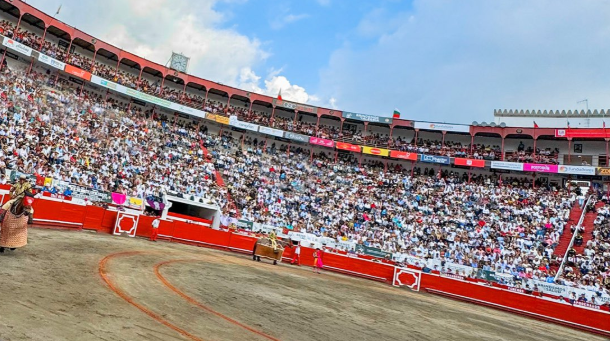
[7, 195, 610, 337]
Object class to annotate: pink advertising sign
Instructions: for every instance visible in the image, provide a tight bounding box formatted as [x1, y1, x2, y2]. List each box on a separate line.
[523, 163, 558, 173]
[309, 137, 335, 148]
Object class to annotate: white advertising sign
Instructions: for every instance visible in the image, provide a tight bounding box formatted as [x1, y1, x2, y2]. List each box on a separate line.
[90, 75, 207, 119]
[259, 126, 284, 138]
[2, 37, 32, 57]
[229, 115, 259, 132]
[557, 165, 596, 176]
[491, 161, 525, 171]
[38, 53, 66, 70]
[413, 121, 471, 133]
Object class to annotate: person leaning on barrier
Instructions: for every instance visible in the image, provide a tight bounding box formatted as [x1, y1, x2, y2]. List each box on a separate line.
[0, 174, 34, 222]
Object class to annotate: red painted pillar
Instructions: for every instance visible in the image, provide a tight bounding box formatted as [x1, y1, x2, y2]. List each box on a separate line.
[410, 161, 415, 177]
[38, 27, 48, 50]
[26, 59, 34, 74]
[14, 14, 23, 32]
[414, 129, 419, 146]
[533, 137, 537, 162]
[136, 67, 144, 84]
[568, 138, 572, 164]
[316, 114, 321, 130]
[470, 134, 474, 156]
[159, 76, 165, 96]
[63, 39, 73, 62]
[181, 82, 187, 102]
[605, 139, 610, 167]
[90, 49, 98, 71]
[501, 136, 505, 161]
[270, 106, 276, 127]
[442, 131, 446, 147]
[606, 139, 609, 165]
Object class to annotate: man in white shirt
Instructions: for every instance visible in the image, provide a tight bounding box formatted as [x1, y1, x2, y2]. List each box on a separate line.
[290, 242, 301, 266]
[151, 218, 160, 242]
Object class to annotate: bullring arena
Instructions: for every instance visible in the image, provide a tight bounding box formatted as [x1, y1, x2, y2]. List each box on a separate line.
[0, 227, 601, 341]
[1, 0, 610, 340]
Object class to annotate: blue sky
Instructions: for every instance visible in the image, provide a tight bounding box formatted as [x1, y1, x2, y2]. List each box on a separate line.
[25, 0, 610, 123]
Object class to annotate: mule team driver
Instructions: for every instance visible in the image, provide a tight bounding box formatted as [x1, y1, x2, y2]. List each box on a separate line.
[0, 174, 34, 223]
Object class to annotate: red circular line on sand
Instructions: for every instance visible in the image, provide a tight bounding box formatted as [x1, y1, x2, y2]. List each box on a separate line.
[155, 260, 281, 341]
[99, 251, 206, 341]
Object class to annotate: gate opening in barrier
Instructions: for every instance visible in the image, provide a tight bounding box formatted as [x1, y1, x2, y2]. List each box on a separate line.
[392, 267, 422, 291]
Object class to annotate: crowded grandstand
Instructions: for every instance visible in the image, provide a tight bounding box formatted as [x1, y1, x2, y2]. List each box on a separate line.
[0, 0, 608, 338]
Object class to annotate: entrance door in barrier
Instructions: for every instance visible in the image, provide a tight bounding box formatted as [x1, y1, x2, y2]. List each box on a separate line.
[113, 211, 140, 237]
[393, 267, 422, 291]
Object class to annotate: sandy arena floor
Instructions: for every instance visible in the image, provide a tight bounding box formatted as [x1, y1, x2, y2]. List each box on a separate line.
[0, 228, 604, 341]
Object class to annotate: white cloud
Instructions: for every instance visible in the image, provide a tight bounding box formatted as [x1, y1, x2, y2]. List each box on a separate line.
[26, 0, 320, 106]
[29, 0, 270, 89]
[318, 0, 610, 122]
[238, 69, 313, 103]
[270, 13, 310, 30]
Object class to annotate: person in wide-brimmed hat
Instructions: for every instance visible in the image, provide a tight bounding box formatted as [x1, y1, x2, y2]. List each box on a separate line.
[0, 174, 33, 222]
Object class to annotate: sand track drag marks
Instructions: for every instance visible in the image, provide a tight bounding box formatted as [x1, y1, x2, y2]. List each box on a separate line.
[0, 229, 604, 341]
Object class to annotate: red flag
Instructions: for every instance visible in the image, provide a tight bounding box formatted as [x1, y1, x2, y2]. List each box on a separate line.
[277, 89, 283, 101]
[533, 121, 539, 129]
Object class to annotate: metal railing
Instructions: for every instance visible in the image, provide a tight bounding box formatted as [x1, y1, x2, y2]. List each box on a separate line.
[554, 194, 594, 281]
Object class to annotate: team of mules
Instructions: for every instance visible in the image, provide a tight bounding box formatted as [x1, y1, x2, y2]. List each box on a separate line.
[0, 196, 32, 253]
[252, 237, 292, 265]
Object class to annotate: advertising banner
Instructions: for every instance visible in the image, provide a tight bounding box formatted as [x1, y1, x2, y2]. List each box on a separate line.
[309, 137, 335, 148]
[2, 37, 32, 56]
[236, 219, 254, 230]
[555, 128, 610, 138]
[70, 186, 112, 203]
[490, 161, 524, 171]
[475, 269, 498, 282]
[258, 126, 284, 138]
[558, 165, 596, 176]
[362, 146, 390, 157]
[229, 116, 259, 132]
[284, 132, 310, 143]
[336, 142, 362, 152]
[413, 121, 471, 133]
[215, 115, 230, 125]
[454, 158, 485, 168]
[597, 167, 610, 176]
[530, 279, 610, 304]
[90, 75, 206, 119]
[355, 244, 392, 259]
[523, 163, 559, 173]
[389, 150, 418, 161]
[273, 99, 317, 114]
[63, 64, 92, 81]
[8, 170, 37, 183]
[420, 154, 451, 165]
[38, 53, 66, 70]
[342, 112, 393, 124]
